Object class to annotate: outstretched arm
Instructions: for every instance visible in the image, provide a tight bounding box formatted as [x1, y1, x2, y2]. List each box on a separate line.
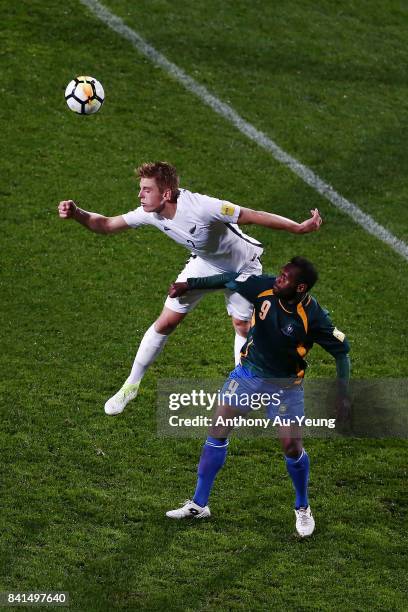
[58, 200, 130, 235]
[168, 273, 271, 305]
[237, 207, 322, 234]
[168, 273, 238, 298]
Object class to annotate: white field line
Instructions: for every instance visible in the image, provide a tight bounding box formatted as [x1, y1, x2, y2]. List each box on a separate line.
[80, 0, 408, 261]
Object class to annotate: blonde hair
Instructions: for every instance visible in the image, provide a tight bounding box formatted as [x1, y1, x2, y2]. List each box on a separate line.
[136, 161, 180, 201]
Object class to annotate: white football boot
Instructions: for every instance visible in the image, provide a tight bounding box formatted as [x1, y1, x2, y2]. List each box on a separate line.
[294, 506, 315, 537]
[166, 500, 211, 520]
[104, 382, 140, 415]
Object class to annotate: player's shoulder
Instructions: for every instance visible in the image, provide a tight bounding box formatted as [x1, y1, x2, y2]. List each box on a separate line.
[238, 273, 276, 296]
[305, 295, 331, 325]
[178, 188, 206, 204]
[177, 188, 206, 213]
[178, 189, 240, 225]
[180, 188, 224, 211]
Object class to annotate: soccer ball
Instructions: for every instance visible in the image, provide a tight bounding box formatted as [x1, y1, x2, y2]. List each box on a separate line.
[65, 76, 104, 115]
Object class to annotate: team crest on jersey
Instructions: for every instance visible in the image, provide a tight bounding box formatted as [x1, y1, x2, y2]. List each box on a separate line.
[281, 323, 295, 336]
[221, 202, 236, 216]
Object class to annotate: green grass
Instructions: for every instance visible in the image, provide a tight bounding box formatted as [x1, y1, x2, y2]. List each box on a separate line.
[1, 1, 407, 610]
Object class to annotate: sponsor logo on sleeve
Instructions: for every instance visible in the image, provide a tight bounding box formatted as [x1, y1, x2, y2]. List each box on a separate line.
[221, 202, 236, 217]
[333, 327, 345, 342]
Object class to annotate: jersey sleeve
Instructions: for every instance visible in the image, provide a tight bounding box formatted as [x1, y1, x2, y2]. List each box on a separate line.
[122, 206, 151, 229]
[198, 195, 240, 224]
[309, 308, 350, 357]
[225, 274, 276, 302]
[187, 272, 238, 290]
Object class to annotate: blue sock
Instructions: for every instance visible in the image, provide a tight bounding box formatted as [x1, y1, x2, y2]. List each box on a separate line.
[193, 436, 229, 507]
[285, 449, 310, 509]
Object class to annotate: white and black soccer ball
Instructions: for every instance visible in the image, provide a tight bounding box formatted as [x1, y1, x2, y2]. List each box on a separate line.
[65, 76, 104, 115]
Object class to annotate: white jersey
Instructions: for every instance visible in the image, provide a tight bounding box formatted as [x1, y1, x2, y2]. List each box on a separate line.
[122, 188, 263, 273]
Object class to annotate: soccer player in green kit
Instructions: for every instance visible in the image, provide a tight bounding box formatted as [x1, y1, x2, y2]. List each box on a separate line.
[166, 257, 351, 537]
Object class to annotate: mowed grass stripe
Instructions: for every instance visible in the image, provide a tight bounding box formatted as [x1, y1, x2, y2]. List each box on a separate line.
[80, 0, 408, 262]
[1, 2, 407, 611]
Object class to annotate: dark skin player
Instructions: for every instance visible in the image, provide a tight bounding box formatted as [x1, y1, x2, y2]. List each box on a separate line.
[169, 261, 351, 456]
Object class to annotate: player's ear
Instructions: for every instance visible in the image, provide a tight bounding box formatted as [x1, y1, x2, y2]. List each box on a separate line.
[297, 283, 307, 294]
[163, 187, 172, 201]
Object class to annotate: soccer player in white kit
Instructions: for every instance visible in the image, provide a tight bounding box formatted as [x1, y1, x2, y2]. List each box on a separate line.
[58, 162, 322, 415]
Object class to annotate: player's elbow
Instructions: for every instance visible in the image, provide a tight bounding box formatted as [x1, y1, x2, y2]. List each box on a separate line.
[100, 217, 118, 234]
[103, 216, 129, 235]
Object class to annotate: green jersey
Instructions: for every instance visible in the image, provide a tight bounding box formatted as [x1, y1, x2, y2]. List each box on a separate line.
[188, 273, 350, 380]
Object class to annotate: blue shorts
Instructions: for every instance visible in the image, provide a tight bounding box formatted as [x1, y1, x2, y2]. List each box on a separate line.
[220, 364, 304, 419]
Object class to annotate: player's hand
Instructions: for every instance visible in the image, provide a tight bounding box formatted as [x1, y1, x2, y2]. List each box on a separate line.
[335, 395, 352, 426]
[168, 282, 189, 298]
[301, 208, 322, 233]
[58, 200, 78, 219]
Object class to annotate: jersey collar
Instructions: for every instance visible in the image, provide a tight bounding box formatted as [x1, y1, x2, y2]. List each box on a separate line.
[278, 293, 311, 314]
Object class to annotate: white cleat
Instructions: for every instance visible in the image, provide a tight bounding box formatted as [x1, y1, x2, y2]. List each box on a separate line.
[104, 382, 140, 416]
[295, 506, 315, 537]
[166, 500, 211, 520]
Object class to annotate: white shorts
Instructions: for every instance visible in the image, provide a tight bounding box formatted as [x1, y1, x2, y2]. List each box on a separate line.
[164, 255, 262, 320]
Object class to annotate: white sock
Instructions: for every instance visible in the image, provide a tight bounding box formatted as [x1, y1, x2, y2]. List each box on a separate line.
[234, 333, 247, 366]
[126, 324, 169, 385]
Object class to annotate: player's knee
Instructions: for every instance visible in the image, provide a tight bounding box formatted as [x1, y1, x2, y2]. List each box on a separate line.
[232, 317, 250, 337]
[281, 439, 303, 458]
[154, 311, 185, 335]
[154, 320, 178, 335]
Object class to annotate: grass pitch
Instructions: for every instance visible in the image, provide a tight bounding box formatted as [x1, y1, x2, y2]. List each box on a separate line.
[1, 1, 407, 610]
